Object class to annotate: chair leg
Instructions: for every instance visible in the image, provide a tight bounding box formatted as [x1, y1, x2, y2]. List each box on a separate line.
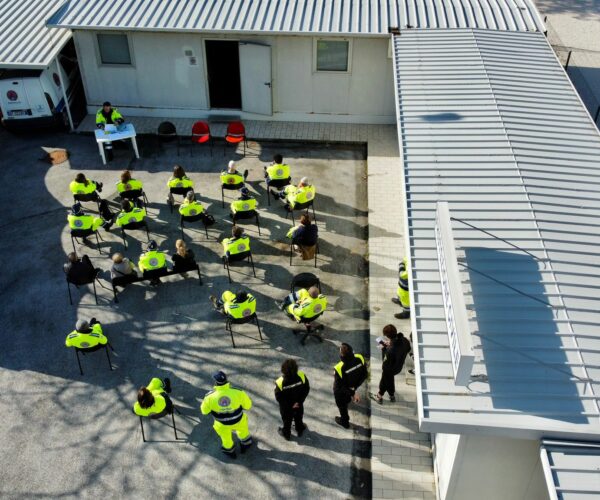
[140, 417, 146, 442]
[144, 222, 150, 241]
[312, 203, 317, 223]
[105, 345, 113, 371]
[67, 281, 73, 305]
[204, 221, 209, 239]
[227, 320, 236, 348]
[95, 232, 103, 255]
[290, 210, 295, 225]
[93, 279, 98, 305]
[121, 228, 127, 249]
[196, 264, 203, 286]
[290, 243, 293, 266]
[75, 350, 83, 375]
[71, 235, 77, 254]
[266, 181, 271, 206]
[113, 284, 119, 303]
[315, 243, 318, 268]
[249, 253, 256, 277]
[221, 187, 225, 208]
[177, 136, 180, 156]
[144, 192, 149, 206]
[255, 315, 263, 341]
[226, 260, 232, 283]
[256, 213, 261, 236]
[172, 411, 179, 440]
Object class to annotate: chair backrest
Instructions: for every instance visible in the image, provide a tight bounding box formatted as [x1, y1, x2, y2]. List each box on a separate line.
[226, 250, 251, 263]
[66, 267, 98, 286]
[120, 189, 143, 200]
[181, 213, 205, 223]
[122, 220, 146, 230]
[74, 193, 98, 202]
[222, 182, 244, 190]
[71, 228, 95, 237]
[228, 313, 256, 325]
[75, 344, 106, 353]
[233, 210, 257, 221]
[192, 121, 210, 136]
[143, 268, 169, 279]
[267, 177, 291, 189]
[292, 199, 313, 211]
[226, 121, 245, 137]
[291, 272, 321, 292]
[158, 121, 177, 135]
[170, 187, 193, 196]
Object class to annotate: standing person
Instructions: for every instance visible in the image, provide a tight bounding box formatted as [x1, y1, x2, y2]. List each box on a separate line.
[274, 359, 310, 440]
[372, 325, 411, 404]
[393, 258, 410, 319]
[200, 371, 253, 459]
[333, 343, 368, 429]
[95, 101, 124, 162]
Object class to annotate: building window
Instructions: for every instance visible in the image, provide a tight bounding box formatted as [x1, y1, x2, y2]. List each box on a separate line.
[315, 40, 350, 72]
[97, 34, 132, 65]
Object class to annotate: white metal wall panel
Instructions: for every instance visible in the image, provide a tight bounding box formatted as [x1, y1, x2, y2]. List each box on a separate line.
[394, 29, 600, 440]
[47, 0, 545, 34]
[0, 0, 71, 68]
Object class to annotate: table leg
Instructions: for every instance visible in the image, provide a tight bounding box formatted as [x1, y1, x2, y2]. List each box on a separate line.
[131, 137, 140, 159]
[97, 141, 107, 165]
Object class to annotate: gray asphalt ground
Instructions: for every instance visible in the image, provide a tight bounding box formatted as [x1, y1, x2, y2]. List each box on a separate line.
[0, 128, 371, 499]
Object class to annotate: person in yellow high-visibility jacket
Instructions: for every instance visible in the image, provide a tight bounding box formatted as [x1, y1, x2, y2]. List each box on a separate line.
[200, 371, 253, 458]
[392, 257, 410, 319]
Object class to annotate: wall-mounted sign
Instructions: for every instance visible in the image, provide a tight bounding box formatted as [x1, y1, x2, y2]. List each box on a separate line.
[435, 201, 475, 386]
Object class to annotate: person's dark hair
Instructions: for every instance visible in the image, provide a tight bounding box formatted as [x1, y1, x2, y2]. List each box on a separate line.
[75, 173, 88, 185]
[121, 199, 132, 211]
[300, 214, 311, 226]
[383, 325, 398, 339]
[173, 165, 185, 179]
[137, 387, 155, 409]
[232, 226, 244, 238]
[340, 343, 353, 358]
[281, 358, 298, 379]
[274, 154, 283, 164]
[103, 101, 111, 107]
[236, 291, 248, 303]
[67, 252, 78, 263]
[121, 170, 132, 183]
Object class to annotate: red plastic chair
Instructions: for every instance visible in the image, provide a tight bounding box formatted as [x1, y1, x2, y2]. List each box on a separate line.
[224, 121, 247, 157]
[191, 121, 212, 156]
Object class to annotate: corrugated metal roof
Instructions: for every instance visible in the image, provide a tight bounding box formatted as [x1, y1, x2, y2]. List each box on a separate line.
[541, 440, 600, 499]
[47, 0, 544, 34]
[0, 0, 71, 68]
[394, 29, 600, 440]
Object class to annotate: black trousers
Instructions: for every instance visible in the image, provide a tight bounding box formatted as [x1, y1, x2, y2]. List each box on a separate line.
[334, 393, 352, 424]
[378, 369, 397, 397]
[280, 404, 304, 437]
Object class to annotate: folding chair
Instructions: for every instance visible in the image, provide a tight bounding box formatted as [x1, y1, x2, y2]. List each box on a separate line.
[224, 121, 247, 157]
[67, 268, 102, 305]
[73, 342, 114, 375]
[225, 313, 263, 348]
[71, 228, 104, 255]
[232, 210, 261, 236]
[168, 187, 194, 214]
[290, 241, 319, 268]
[73, 192, 101, 213]
[120, 220, 150, 249]
[289, 273, 324, 344]
[221, 182, 244, 208]
[265, 177, 291, 206]
[119, 189, 149, 206]
[180, 213, 210, 240]
[191, 121, 212, 156]
[112, 274, 139, 303]
[223, 251, 256, 283]
[139, 399, 182, 442]
[157, 121, 180, 156]
[286, 199, 317, 225]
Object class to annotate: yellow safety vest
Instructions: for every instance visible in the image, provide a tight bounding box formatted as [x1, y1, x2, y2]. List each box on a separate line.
[266, 163, 290, 180]
[69, 180, 97, 195]
[133, 378, 168, 417]
[167, 176, 194, 190]
[293, 185, 316, 206]
[275, 370, 306, 391]
[116, 205, 146, 227]
[68, 214, 95, 230]
[231, 198, 257, 214]
[138, 251, 167, 272]
[397, 257, 410, 309]
[288, 289, 327, 321]
[334, 353, 366, 378]
[116, 179, 143, 193]
[65, 324, 107, 349]
[224, 293, 256, 319]
[223, 236, 250, 256]
[179, 200, 205, 217]
[220, 171, 244, 186]
[96, 108, 123, 126]
[200, 383, 252, 425]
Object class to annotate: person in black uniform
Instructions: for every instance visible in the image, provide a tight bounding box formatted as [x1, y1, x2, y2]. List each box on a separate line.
[372, 325, 412, 404]
[274, 359, 310, 440]
[333, 343, 368, 429]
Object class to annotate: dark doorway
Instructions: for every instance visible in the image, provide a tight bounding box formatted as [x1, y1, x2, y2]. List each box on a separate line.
[205, 40, 241, 109]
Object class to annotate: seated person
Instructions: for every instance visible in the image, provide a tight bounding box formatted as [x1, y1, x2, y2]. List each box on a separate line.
[277, 286, 327, 322]
[287, 214, 318, 248]
[222, 226, 250, 259]
[133, 377, 172, 418]
[138, 240, 168, 285]
[172, 239, 196, 275]
[111, 252, 138, 281]
[273, 177, 316, 210]
[179, 191, 205, 218]
[65, 318, 107, 349]
[115, 199, 146, 227]
[167, 164, 195, 202]
[64, 252, 99, 285]
[221, 160, 248, 186]
[264, 154, 291, 184]
[116, 169, 143, 197]
[69, 172, 103, 197]
[210, 290, 256, 319]
[68, 202, 108, 232]
[230, 187, 257, 217]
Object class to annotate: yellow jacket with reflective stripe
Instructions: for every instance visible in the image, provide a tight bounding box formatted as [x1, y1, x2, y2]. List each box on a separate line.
[116, 204, 146, 227]
[275, 370, 306, 391]
[224, 293, 256, 319]
[220, 171, 244, 186]
[69, 180, 97, 195]
[138, 251, 167, 272]
[222, 236, 250, 256]
[231, 198, 257, 214]
[200, 383, 252, 425]
[116, 179, 143, 193]
[266, 163, 290, 180]
[293, 185, 316, 206]
[179, 200, 205, 217]
[96, 108, 123, 126]
[133, 378, 167, 417]
[68, 214, 99, 230]
[65, 323, 107, 349]
[167, 176, 194, 189]
[287, 289, 327, 321]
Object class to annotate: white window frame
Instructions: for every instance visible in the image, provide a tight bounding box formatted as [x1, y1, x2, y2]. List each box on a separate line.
[95, 32, 135, 67]
[313, 38, 352, 74]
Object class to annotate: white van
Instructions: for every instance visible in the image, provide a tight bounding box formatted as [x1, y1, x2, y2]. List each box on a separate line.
[0, 41, 84, 131]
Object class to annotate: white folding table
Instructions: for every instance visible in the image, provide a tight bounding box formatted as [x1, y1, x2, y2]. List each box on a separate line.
[94, 123, 140, 165]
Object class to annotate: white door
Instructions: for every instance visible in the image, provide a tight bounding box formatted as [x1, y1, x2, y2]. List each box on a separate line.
[239, 43, 272, 115]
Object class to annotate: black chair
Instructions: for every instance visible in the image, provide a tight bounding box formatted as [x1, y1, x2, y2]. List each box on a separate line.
[221, 182, 244, 208]
[168, 187, 194, 214]
[286, 200, 317, 225]
[120, 220, 150, 249]
[73, 192, 102, 212]
[139, 398, 183, 442]
[71, 228, 104, 255]
[223, 251, 256, 283]
[232, 210, 261, 236]
[265, 177, 291, 206]
[157, 121, 180, 156]
[289, 273, 324, 344]
[73, 342, 114, 375]
[111, 274, 139, 303]
[225, 313, 263, 348]
[119, 189, 149, 206]
[142, 267, 169, 282]
[180, 213, 209, 240]
[66, 268, 102, 305]
[290, 241, 319, 268]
